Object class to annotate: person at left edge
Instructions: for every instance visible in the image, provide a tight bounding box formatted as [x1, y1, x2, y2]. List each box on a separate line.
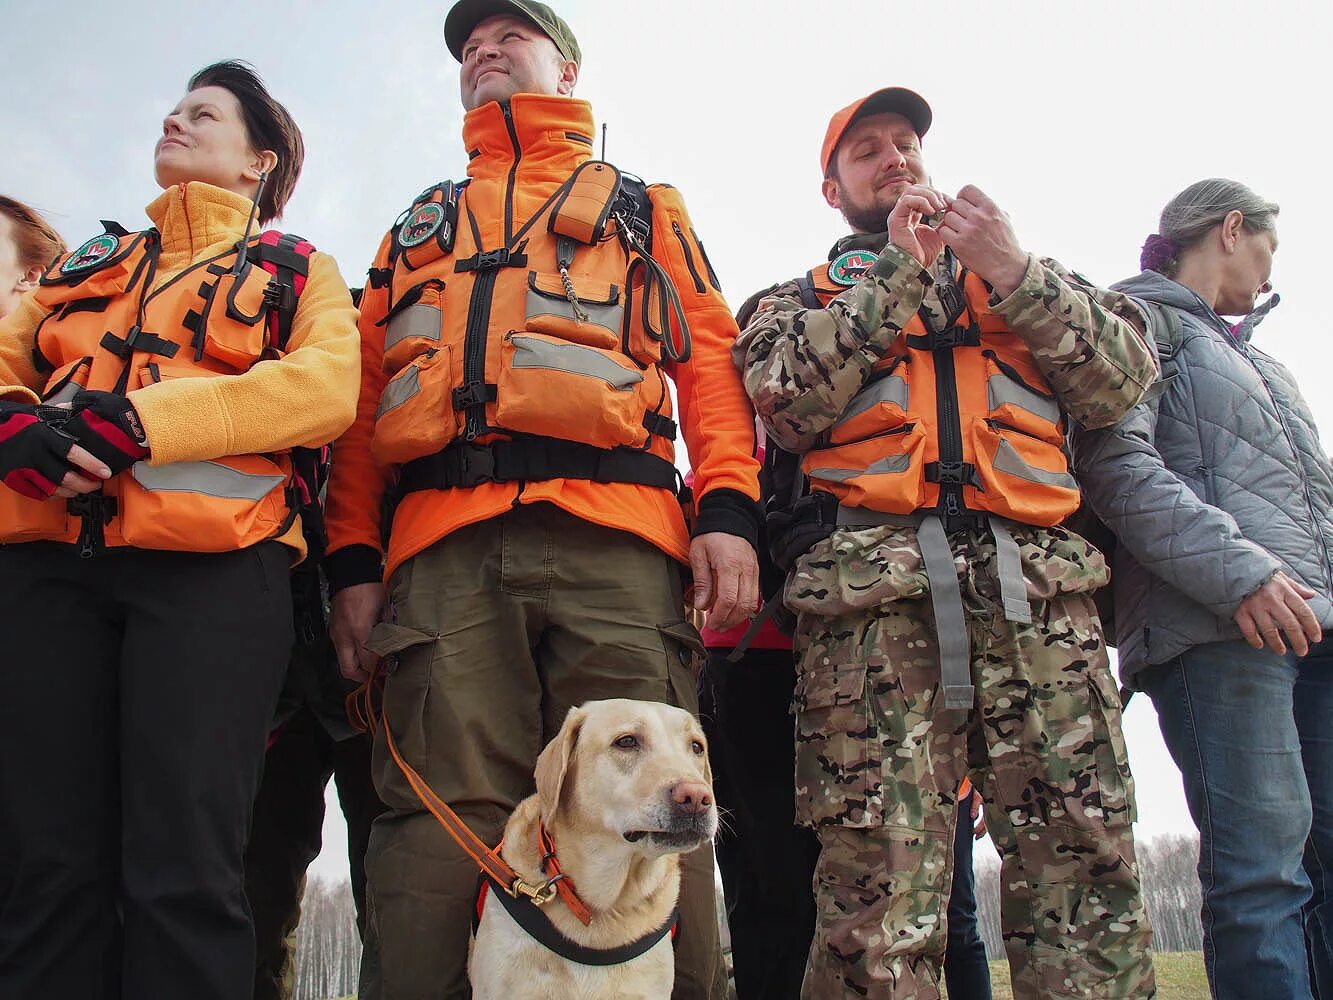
[323, 2, 761, 997]
[0, 61, 360, 1000]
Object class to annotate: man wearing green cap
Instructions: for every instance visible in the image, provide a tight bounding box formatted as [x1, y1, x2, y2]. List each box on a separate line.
[323, 2, 761, 997]
[733, 88, 1158, 997]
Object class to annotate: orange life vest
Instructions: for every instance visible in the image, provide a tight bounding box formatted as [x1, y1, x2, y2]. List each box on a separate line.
[0, 227, 310, 555]
[797, 250, 1079, 528]
[368, 157, 686, 496]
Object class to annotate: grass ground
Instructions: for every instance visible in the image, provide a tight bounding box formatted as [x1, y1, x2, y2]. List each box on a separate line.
[946, 951, 1207, 999]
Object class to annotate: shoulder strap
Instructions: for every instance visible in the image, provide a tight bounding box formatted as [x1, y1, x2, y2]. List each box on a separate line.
[614, 173, 654, 253]
[1135, 298, 1184, 406]
[795, 271, 823, 310]
[252, 231, 315, 351]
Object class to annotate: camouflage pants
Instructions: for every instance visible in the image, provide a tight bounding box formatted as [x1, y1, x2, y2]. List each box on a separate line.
[787, 525, 1155, 999]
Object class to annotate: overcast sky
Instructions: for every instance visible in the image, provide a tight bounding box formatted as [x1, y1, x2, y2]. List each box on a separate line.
[8, 0, 1331, 879]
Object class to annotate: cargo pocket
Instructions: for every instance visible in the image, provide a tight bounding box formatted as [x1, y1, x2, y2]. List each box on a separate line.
[802, 422, 928, 515]
[1087, 666, 1137, 826]
[371, 347, 458, 468]
[40, 356, 93, 404]
[379, 279, 444, 376]
[364, 620, 438, 808]
[971, 421, 1080, 525]
[495, 332, 650, 449]
[657, 620, 706, 710]
[525, 272, 623, 351]
[793, 657, 875, 827]
[197, 263, 271, 371]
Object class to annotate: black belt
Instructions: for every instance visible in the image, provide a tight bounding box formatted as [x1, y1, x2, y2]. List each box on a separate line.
[399, 438, 680, 494]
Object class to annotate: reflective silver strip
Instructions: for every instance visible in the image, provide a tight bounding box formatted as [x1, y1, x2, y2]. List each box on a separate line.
[384, 303, 442, 354]
[510, 335, 642, 391]
[990, 519, 1033, 624]
[837, 375, 908, 427]
[807, 453, 910, 483]
[525, 288, 624, 339]
[917, 515, 974, 712]
[131, 460, 283, 501]
[376, 366, 422, 418]
[993, 438, 1077, 490]
[987, 375, 1060, 424]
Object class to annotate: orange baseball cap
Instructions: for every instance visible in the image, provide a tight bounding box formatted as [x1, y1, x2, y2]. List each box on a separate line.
[820, 87, 932, 176]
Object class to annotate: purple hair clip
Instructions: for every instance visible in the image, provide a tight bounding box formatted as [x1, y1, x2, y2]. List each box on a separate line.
[1140, 233, 1179, 272]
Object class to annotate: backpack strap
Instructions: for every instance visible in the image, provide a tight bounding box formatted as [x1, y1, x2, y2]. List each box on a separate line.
[1135, 298, 1184, 406]
[252, 231, 315, 352]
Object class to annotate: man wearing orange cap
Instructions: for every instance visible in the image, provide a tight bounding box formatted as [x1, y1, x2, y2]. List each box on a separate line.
[734, 88, 1157, 997]
[323, 2, 759, 997]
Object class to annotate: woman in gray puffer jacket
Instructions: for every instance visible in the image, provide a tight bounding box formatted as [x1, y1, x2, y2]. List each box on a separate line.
[1074, 179, 1332, 1000]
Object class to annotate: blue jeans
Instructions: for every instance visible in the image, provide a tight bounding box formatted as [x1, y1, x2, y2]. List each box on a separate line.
[1141, 636, 1333, 1000]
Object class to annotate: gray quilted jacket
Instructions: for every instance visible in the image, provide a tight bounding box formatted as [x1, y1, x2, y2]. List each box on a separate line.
[1072, 270, 1333, 684]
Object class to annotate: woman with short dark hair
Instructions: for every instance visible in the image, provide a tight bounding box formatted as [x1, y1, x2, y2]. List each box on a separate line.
[1075, 178, 1332, 999]
[0, 61, 360, 999]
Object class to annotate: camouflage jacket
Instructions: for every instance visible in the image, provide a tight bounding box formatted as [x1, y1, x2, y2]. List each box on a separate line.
[733, 233, 1157, 601]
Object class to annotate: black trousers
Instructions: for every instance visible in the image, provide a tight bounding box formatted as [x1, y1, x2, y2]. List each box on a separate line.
[700, 648, 993, 1000]
[0, 541, 292, 1000]
[245, 705, 385, 1000]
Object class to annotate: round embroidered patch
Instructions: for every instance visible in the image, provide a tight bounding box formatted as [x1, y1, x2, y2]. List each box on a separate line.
[828, 249, 880, 286]
[398, 202, 445, 249]
[61, 234, 120, 274]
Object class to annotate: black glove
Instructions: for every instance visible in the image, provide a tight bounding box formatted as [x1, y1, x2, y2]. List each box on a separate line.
[65, 390, 150, 475]
[0, 401, 79, 500]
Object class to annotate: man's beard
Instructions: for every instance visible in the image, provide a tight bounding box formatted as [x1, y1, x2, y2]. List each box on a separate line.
[841, 191, 895, 235]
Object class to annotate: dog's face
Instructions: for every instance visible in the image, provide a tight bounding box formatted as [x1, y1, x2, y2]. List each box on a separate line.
[535, 699, 718, 857]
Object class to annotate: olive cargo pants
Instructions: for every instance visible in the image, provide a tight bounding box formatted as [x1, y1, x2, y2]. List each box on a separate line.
[357, 503, 727, 999]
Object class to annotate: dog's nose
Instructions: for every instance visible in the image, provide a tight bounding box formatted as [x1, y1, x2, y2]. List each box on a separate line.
[670, 781, 713, 815]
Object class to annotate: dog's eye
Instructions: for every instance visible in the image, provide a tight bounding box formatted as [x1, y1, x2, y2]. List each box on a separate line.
[613, 735, 640, 750]
[691, 740, 705, 755]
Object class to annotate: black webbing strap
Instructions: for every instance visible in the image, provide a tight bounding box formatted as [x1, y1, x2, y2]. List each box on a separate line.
[795, 272, 822, 310]
[399, 438, 680, 494]
[100, 325, 179, 360]
[905, 323, 981, 351]
[476, 873, 678, 967]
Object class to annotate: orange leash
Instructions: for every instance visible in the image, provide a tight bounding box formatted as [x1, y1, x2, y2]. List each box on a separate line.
[348, 669, 592, 925]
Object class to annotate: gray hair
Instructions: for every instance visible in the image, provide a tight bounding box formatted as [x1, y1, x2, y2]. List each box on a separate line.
[1146, 178, 1279, 276]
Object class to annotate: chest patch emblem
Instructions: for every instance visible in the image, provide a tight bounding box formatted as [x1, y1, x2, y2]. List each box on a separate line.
[828, 249, 880, 286]
[398, 203, 446, 249]
[61, 234, 119, 274]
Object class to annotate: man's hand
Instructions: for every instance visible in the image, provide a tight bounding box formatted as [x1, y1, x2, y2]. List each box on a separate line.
[688, 532, 759, 633]
[937, 185, 1030, 298]
[887, 184, 951, 269]
[1235, 571, 1322, 657]
[331, 582, 386, 683]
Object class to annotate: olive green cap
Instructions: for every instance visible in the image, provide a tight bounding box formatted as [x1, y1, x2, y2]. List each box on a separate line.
[444, 0, 581, 67]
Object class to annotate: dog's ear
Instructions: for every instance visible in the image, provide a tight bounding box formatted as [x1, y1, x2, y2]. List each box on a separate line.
[535, 705, 586, 822]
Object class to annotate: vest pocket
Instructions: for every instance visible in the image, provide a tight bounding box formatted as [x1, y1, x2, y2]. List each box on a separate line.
[118, 454, 289, 551]
[982, 350, 1062, 442]
[828, 359, 910, 445]
[494, 332, 652, 450]
[802, 423, 927, 515]
[971, 421, 1079, 525]
[524, 272, 623, 351]
[380, 280, 445, 376]
[372, 347, 458, 468]
[198, 265, 271, 371]
[41, 356, 93, 404]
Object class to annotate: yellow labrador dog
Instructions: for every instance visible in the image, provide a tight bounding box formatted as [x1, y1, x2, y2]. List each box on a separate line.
[469, 699, 717, 1000]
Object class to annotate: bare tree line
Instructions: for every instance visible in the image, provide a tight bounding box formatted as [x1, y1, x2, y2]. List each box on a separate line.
[289, 833, 1203, 997]
[974, 832, 1203, 958]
